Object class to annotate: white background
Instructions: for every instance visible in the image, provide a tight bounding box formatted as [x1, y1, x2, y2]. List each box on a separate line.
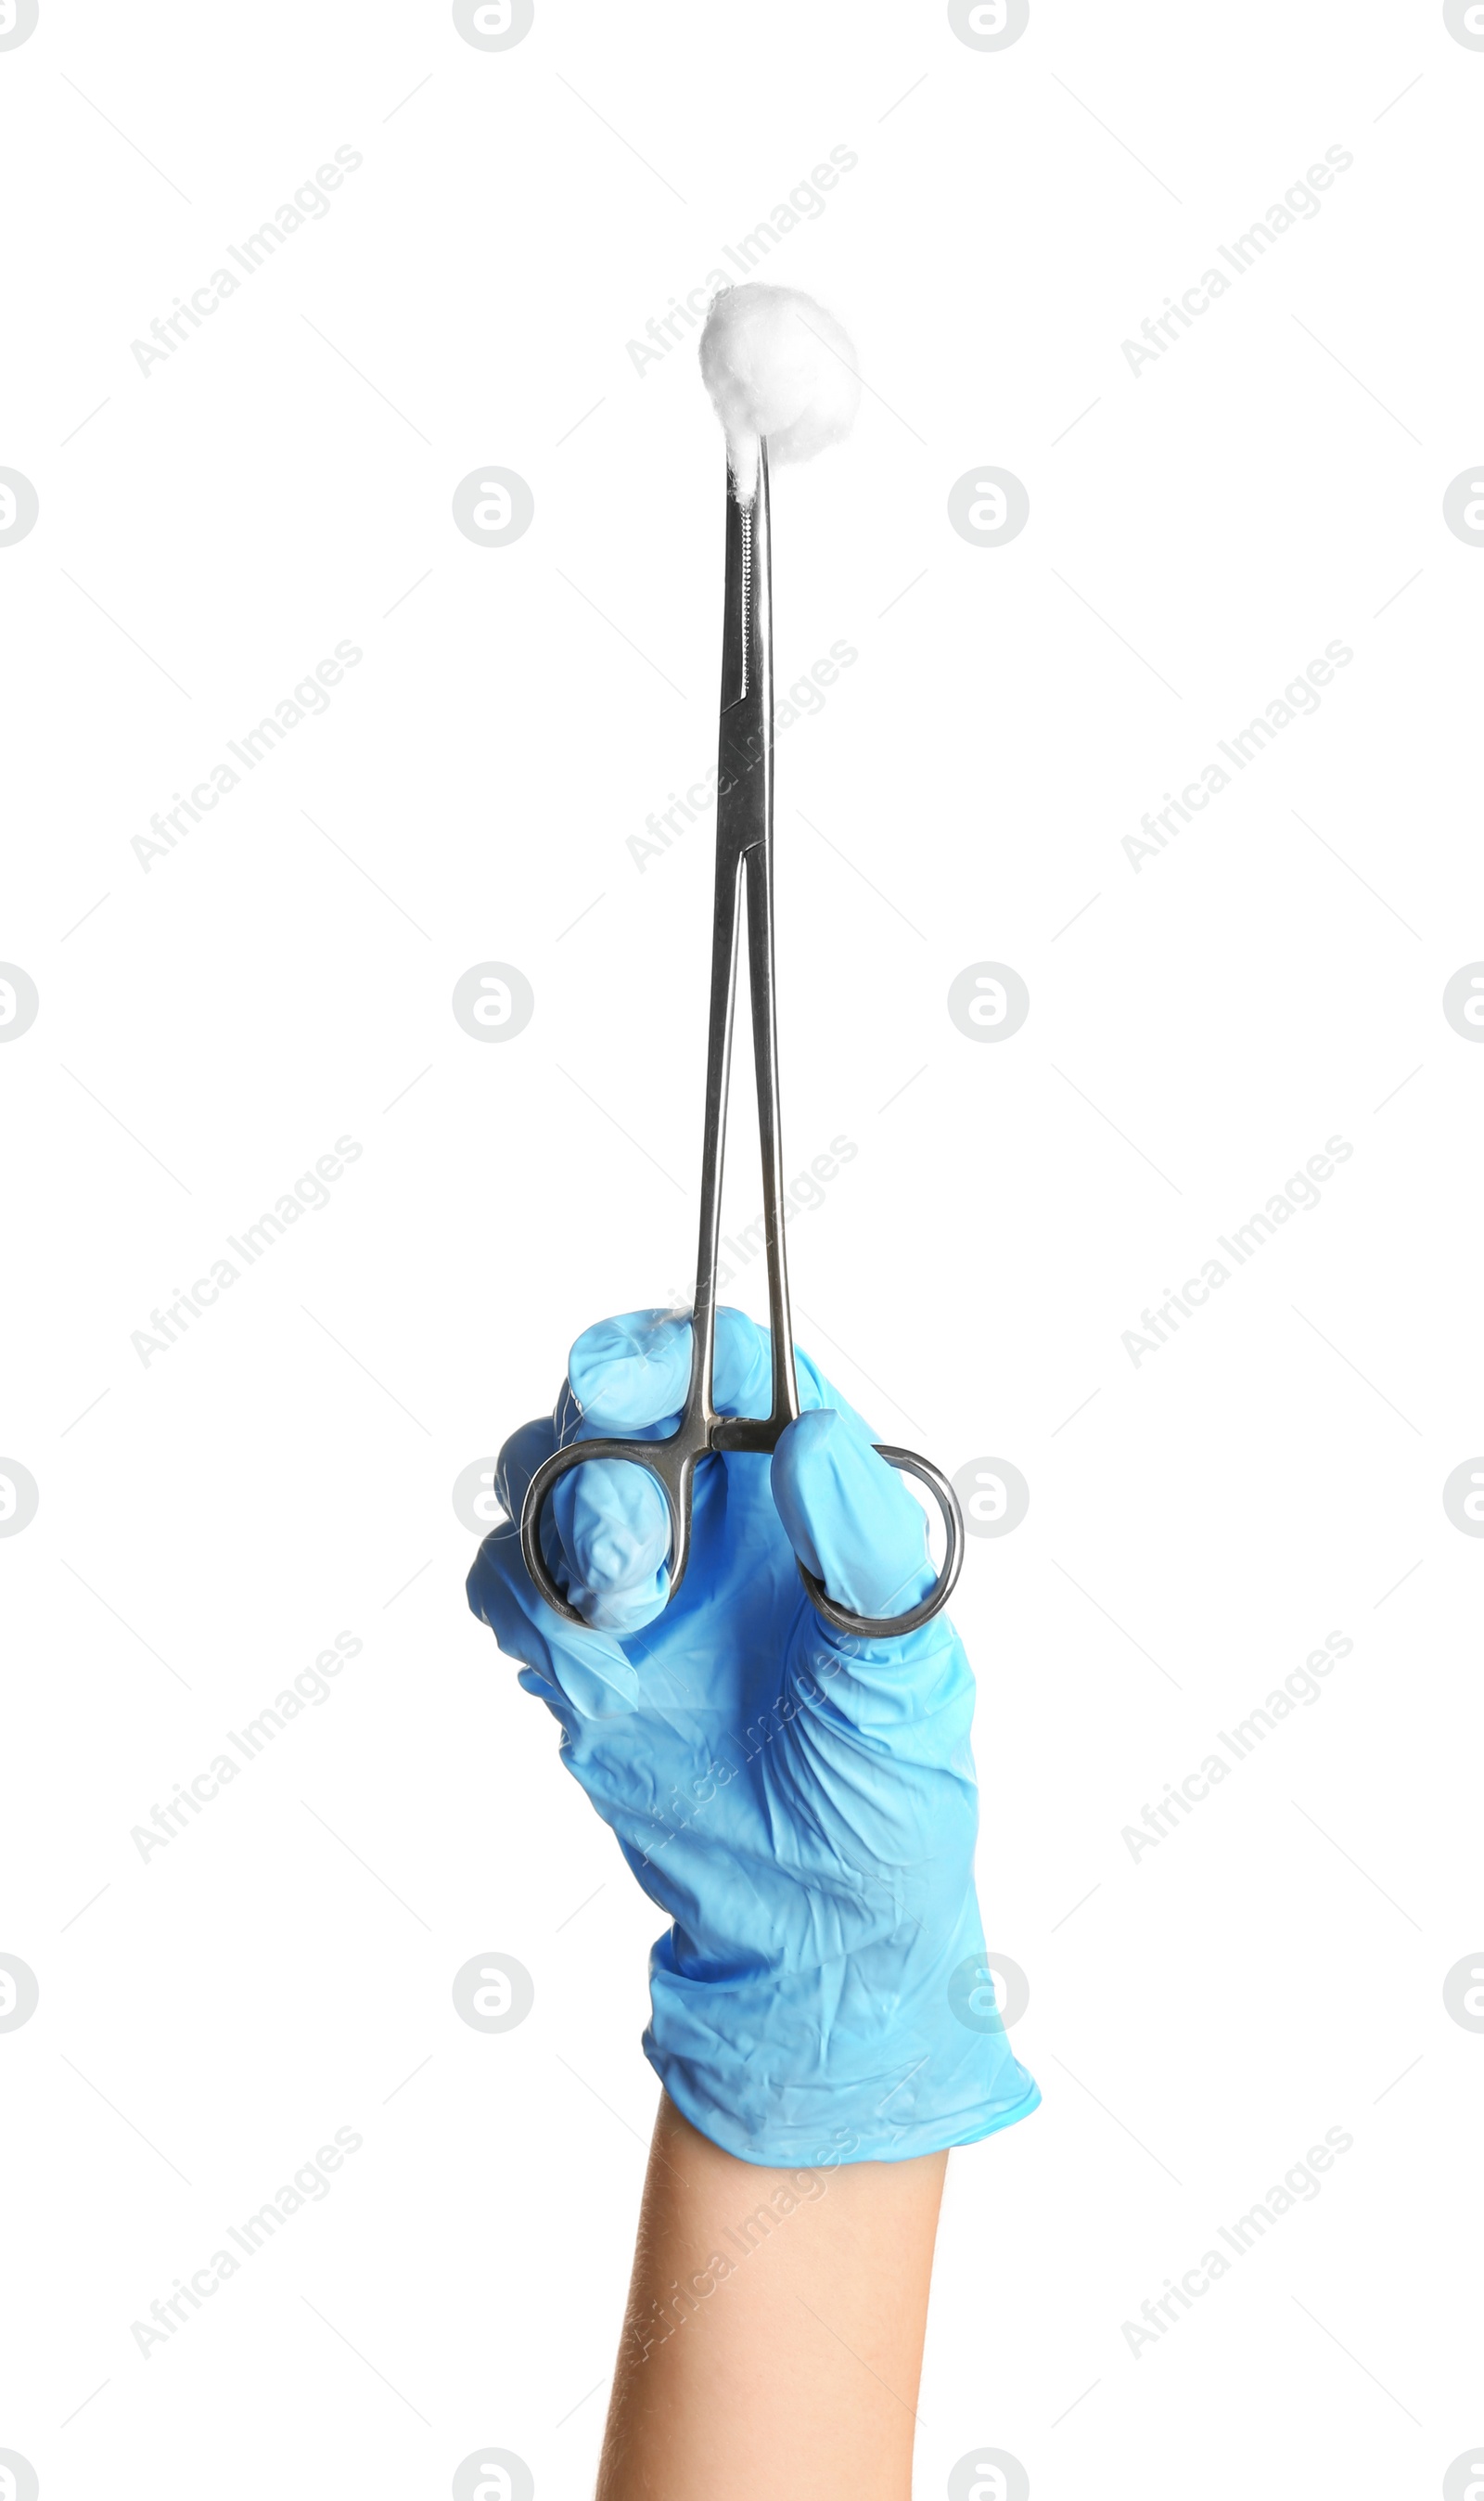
[2, 2, 1482, 2495]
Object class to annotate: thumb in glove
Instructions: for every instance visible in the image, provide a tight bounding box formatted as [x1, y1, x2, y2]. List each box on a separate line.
[770, 1406, 937, 1635]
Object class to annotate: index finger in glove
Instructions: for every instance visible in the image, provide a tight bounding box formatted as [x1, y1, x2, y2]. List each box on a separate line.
[540, 1307, 729, 1629]
[546, 1308, 874, 1628]
[542, 1306, 776, 1630]
[479, 1404, 665, 1635]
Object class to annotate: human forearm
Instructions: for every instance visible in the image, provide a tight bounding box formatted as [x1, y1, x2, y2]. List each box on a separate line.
[596, 2091, 946, 2501]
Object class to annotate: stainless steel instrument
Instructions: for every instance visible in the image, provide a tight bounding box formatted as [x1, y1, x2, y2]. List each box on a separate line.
[519, 444, 964, 1639]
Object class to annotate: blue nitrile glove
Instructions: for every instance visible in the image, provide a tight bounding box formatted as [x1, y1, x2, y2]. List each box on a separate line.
[467, 1308, 1039, 2168]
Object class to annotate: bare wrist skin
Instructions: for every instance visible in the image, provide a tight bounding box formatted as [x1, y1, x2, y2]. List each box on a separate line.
[596, 2092, 947, 2501]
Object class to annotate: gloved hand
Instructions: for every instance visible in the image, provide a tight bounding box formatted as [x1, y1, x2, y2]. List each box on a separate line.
[467, 1307, 1039, 2168]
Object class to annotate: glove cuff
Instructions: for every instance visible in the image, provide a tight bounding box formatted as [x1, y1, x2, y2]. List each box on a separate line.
[641, 1904, 1040, 2167]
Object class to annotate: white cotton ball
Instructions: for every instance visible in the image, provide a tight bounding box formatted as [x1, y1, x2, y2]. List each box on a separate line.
[697, 282, 861, 504]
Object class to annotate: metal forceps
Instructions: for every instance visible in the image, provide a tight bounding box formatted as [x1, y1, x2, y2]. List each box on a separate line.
[520, 444, 965, 1639]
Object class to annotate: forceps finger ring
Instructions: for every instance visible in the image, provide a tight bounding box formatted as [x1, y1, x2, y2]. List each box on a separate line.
[519, 445, 966, 1641]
